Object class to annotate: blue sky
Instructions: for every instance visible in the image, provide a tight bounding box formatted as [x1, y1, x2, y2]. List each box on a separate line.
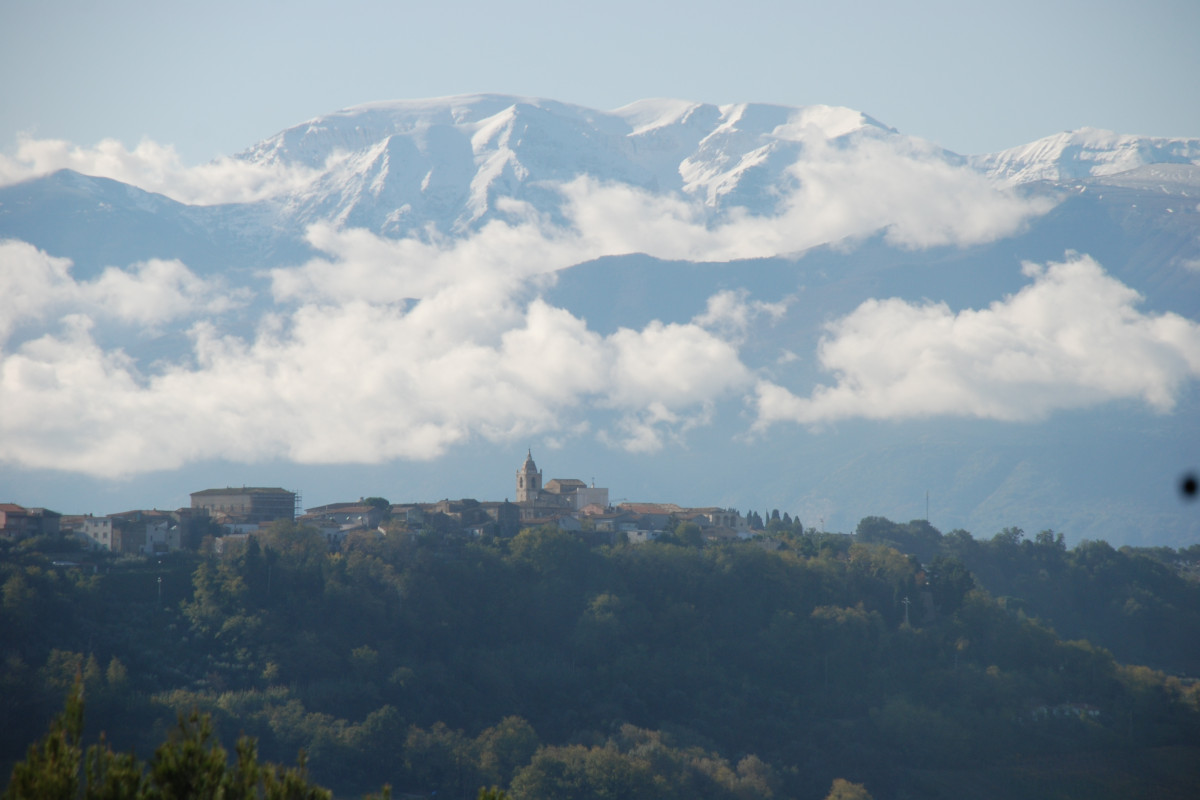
[3, 0, 1198, 162]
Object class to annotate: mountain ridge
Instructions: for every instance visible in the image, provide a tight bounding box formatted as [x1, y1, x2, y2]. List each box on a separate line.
[233, 95, 905, 238]
[971, 127, 1200, 184]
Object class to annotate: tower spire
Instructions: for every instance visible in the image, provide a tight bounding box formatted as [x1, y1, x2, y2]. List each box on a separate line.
[517, 449, 541, 503]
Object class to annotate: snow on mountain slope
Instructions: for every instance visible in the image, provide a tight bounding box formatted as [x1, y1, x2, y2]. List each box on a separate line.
[971, 128, 1200, 184]
[1080, 162, 1200, 193]
[237, 94, 902, 237]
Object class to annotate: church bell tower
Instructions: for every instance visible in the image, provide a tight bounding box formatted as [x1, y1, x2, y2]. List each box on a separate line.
[516, 450, 542, 503]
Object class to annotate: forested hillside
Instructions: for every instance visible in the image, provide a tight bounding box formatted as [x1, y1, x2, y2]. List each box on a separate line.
[3, 520, 1199, 799]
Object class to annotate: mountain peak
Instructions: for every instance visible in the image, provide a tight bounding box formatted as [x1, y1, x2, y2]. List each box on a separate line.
[971, 128, 1200, 184]
[231, 95, 913, 238]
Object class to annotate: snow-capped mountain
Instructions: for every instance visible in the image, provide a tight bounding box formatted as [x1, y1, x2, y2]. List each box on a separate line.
[2, 96, 1199, 548]
[971, 127, 1200, 184]
[6, 95, 1199, 273]
[238, 94, 901, 236]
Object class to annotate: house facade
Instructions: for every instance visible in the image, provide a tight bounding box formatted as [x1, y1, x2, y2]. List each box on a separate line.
[79, 510, 183, 555]
[0, 504, 61, 541]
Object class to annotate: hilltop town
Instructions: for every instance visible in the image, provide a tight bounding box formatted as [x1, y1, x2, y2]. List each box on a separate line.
[0, 451, 800, 557]
[5, 454, 1200, 800]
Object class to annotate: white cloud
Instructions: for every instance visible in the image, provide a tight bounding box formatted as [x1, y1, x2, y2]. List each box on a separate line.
[270, 216, 580, 306]
[0, 122, 1080, 477]
[778, 135, 1056, 250]
[270, 132, 1048, 310]
[0, 256, 753, 477]
[0, 134, 320, 205]
[0, 240, 244, 340]
[692, 289, 790, 343]
[752, 254, 1200, 427]
[597, 402, 713, 454]
[0, 242, 74, 339]
[553, 135, 1052, 261]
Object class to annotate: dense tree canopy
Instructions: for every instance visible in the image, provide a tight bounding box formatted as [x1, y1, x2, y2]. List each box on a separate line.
[3, 517, 1199, 799]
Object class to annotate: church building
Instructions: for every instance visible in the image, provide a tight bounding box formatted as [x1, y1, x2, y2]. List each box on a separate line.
[515, 450, 608, 520]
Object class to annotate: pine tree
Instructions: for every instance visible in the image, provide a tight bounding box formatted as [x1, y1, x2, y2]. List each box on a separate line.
[3, 685, 336, 800]
[3, 678, 83, 800]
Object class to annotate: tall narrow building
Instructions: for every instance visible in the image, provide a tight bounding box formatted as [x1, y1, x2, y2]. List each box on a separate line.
[516, 450, 542, 503]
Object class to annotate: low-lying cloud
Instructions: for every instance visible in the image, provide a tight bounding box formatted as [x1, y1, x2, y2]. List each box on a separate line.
[753, 254, 1200, 427]
[4, 122, 1194, 478]
[0, 238, 753, 476]
[0, 135, 320, 205]
[0, 240, 244, 339]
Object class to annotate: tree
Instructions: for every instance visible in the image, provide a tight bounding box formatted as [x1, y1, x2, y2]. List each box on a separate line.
[674, 522, 704, 547]
[1035, 529, 1065, 551]
[476, 717, 538, 788]
[3, 679, 83, 800]
[825, 778, 873, 800]
[3, 686, 336, 800]
[148, 711, 229, 800]
[926, 555, 975, 615]
[992, 527, 1024, 549]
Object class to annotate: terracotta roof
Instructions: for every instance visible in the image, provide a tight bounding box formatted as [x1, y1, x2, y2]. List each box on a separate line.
[305, 502, 364, 514]
[312, 504, 374, 514]
[546, 478, 587, 490]
[190, 487, 293, 496]
[618, 502, 684, 514]
[110, 509, 171, 519]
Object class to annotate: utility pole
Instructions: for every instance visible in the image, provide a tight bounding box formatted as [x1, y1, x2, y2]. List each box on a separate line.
[902, 596, 911, 627]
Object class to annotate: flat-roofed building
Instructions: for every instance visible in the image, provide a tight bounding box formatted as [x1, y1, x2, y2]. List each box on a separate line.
[190, 487, 296, 526]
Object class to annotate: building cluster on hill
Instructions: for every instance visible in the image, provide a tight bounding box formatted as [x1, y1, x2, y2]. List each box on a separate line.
[0, 452, 757, 557]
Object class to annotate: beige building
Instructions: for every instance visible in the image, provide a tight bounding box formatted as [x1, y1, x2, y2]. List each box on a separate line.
[515, 451, 609, 520]
[190, 487, 296, 527]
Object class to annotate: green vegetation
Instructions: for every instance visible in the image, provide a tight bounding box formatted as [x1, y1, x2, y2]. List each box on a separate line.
[3, 518, 1199, 799]
[2, 679, 336, 800]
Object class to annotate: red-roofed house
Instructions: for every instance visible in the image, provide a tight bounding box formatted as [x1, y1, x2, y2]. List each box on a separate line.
[0, 504, 62, 541]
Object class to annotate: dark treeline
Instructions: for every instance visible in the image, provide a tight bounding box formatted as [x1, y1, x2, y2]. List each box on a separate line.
[854, 517, 1200, 676]
[2, 518, 1199, 799]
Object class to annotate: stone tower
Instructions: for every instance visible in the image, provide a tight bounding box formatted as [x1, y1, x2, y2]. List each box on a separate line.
[516, 450, 542, 503]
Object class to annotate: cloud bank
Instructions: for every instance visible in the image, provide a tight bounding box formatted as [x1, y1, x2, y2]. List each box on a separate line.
[3, 124, 1195, 478]
[0, 135, 320, 205]
[0, 234, 753, 477]
[753, 254, 1200, 427]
